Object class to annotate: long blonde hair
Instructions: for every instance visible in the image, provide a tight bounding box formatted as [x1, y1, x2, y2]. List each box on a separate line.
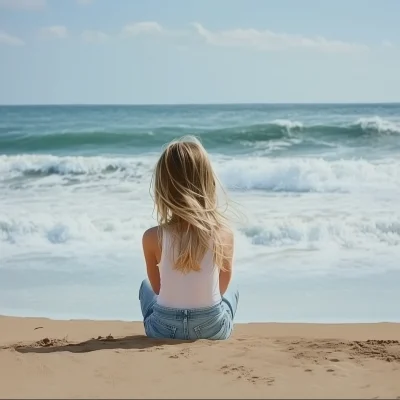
[152, 136, 229, 273]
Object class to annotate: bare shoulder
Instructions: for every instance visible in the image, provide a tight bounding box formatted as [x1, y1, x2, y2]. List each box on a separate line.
[142, 226, 160, 248]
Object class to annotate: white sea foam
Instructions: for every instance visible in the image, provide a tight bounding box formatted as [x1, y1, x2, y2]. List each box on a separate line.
[215, 157, 400, 193]
[241, 217, 400, 248]
[270, 116, 400, 135]
[356, 116, 400, 135]
[0, 212, 145, 247]
[2, 211, 400, 252]
[271, 119, 303, 131]
[0, 154, 156, 179]
[1, 154, 400, 193]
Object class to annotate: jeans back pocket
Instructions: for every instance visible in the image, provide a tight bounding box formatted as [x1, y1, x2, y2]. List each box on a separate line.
[193, 313, 231, 340]
[145, 315, 177, 339]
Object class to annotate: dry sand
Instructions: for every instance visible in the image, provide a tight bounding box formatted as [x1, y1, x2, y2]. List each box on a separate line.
[1, 315, 400, 399]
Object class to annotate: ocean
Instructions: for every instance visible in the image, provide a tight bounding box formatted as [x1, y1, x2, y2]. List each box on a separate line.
[1, 104, 400, 323]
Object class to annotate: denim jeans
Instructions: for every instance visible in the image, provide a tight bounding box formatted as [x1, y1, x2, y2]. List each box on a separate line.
[139, 279, 239, 340]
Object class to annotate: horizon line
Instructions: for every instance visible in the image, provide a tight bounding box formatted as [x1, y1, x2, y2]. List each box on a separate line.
[1, 101, 400, 107]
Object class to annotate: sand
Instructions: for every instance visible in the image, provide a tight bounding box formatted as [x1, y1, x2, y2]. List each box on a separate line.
[1, 316, 400, 399]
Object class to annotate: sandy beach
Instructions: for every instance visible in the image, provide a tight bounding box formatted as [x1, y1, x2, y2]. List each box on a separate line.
[0, 316, 399, 399]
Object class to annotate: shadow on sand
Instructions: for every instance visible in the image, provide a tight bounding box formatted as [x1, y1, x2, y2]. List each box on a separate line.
[13, 334, 193, 354]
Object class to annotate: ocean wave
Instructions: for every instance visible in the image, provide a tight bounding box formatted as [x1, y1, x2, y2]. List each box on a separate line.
[356, 117, 400, 135]
[0, 154, 155, 179]
[2, 212, 400, 249]
[271, 119, 304, 130]
[1, 117, 399, 153]
[0, 122, 303, 153]
[215, 157, 400, 193]
[240, 218, 400, 248]
[1, 154, 400, 193]
[0, 214, 141, 245]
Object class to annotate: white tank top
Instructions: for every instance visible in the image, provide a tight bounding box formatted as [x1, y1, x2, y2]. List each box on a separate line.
[156, 228, 222, 309]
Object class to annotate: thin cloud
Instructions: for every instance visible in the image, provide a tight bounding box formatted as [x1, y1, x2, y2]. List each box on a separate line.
[0, 31, 25, 46]
[192, 23, 369, 53]
[0, 0, 45, 10]
[120, 22, 188, 43]
[122, 22, 163, 37]
[81, 30, 109, 43]
[39, 25, 68, 39]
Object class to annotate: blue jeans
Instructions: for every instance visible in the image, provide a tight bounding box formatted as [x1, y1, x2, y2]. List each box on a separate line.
[139, 279, 239, 340]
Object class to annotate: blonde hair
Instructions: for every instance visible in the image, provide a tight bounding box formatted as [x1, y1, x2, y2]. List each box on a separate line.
[152, 136, 230, 273]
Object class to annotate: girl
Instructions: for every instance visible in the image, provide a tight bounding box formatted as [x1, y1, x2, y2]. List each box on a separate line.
[139, 136, 239, 340]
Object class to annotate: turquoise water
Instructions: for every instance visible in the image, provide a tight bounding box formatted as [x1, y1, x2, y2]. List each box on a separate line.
[1, 104, 400, 322]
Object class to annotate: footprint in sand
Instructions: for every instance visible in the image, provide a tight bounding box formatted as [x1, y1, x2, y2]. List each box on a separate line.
[220, 365, 275, 385]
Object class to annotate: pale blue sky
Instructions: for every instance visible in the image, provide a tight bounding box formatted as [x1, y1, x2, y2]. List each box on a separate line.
[0, 0, 399, 104]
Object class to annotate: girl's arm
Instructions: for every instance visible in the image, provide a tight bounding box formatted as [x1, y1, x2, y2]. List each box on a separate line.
[219, 229, 234, 295]
[142, 227, 161, 295]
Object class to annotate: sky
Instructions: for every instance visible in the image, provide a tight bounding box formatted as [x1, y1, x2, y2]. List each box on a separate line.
[0, 0, 399, 104]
